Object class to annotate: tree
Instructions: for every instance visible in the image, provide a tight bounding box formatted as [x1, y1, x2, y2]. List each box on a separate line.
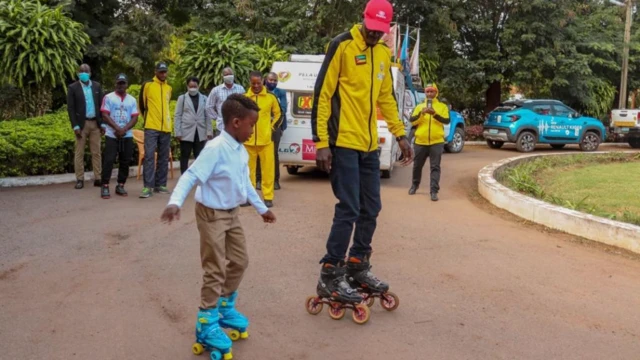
[0, 0, 90, 117]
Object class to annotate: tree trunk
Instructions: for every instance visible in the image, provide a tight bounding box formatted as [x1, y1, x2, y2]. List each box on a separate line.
[484, 80, 502, 116]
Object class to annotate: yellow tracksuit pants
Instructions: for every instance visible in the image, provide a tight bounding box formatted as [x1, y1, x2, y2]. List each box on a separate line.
[245, 143, 275, 201]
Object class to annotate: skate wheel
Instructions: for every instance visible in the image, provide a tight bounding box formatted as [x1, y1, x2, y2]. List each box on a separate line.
[240, 331, 249, 339]
[210, 350, 222, 360]
[222, 350, 233, 360]
[328, 302, 346, 320]
[352, 303, 370, 325]
[380, 291, 399, 311]
[364, 294, 375, 307]
[305, 295, 323, 315]
[229, 330, 241, 341]
[192, 342, 204, 355]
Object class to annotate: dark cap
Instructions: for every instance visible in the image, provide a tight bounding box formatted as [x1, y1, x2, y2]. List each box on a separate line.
[156, 62, 169, 72]
[115, 73, 128, 82]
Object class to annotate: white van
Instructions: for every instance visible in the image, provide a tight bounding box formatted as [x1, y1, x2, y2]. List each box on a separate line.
[271, 55, 407, 178]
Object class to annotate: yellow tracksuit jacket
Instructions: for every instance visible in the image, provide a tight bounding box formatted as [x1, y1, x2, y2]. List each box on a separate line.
[312, 24, 406, 152]
[140, 77, 173, 133]
[411, 89, 450, 146]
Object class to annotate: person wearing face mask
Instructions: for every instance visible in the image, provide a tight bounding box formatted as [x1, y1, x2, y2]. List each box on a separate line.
[206, 67, 246, 135]
[256, 72, 288, 191]
[67, 63, 105, 189]
[174, 77, 213, 174]
[243, 71, 282, 208]
[310, 0, 413, 307]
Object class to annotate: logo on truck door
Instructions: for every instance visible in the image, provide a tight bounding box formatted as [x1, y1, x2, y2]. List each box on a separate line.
[302, 139, 317, 161]
[278, 71, 291, 83]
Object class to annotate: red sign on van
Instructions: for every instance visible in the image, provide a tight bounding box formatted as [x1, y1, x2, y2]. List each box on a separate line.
[302, 139, 316, 161]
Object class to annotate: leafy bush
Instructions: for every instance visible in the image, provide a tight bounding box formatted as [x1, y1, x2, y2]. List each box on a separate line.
[465, 124, 484, 141]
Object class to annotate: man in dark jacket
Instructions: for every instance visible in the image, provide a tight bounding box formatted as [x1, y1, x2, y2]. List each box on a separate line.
[67, 63, 105, 189]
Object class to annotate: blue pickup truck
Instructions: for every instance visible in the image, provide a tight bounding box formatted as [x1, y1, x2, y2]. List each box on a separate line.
[483, 99, 606, 152]
[404, 90, 466, 153]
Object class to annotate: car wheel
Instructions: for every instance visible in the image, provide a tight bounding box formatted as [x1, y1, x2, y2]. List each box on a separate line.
[286, 166, 300, 175]
[579, 131, 600, 152]
[486, 140, 504, 149]
[516, 131, 537, 152]
[445, 127, 465, 153]
[629, 137, 640, 149]
[550, 144, 566, 150]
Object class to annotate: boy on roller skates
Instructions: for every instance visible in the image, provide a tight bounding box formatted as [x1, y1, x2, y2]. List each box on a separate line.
[311, 0, 413, 310]
[161, 94, 276, 360]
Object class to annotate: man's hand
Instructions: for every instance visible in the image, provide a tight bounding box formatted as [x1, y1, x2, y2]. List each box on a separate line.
[115, 128, 125, 138]
[398, 138, 413, 166]
[161, 205, 181, 224]
[316, 148, 332, 173]
[261, 210, 276, 223]
[74, 128, 82, 139]
[176, 136, 182, 141]
[424, 108, 436, 115]
[100, 127, 106, 136]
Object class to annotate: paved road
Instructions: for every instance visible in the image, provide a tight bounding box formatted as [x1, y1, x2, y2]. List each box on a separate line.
[1, 145, 639, 360]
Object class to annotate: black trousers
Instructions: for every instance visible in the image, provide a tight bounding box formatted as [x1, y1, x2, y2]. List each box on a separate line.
[412, 143, 444, 194]
[256, 128, 283, 183]
[101, 137, 134, 185]
[180, 131, 206, 174]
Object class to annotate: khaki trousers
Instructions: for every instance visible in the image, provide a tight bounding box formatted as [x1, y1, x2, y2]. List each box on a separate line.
[74, 120, 102, 181]
[195, 203, 248, 309]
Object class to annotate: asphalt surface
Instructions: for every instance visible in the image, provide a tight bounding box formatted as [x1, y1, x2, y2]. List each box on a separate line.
[1, 144, 639, 360]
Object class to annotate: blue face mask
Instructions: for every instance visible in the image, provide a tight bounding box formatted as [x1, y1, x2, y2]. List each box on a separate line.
[78, 72, 90, 82]
[266, 82, 277, 91]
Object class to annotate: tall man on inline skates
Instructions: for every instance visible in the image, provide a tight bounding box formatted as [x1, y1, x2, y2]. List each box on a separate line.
[312, 0, 413, 304]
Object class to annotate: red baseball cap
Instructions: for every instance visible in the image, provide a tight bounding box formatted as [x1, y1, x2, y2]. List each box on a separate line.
[363, 0, 393, 33]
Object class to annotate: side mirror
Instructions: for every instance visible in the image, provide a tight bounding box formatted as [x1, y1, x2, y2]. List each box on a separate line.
[571, 112, 580, 119]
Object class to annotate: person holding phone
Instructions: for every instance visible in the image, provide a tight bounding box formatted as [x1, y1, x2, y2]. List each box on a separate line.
[408, 83, 450, 201]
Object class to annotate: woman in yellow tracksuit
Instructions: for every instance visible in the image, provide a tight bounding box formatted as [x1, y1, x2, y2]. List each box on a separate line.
[244, 71, 282, 208]
[408, 83, 450, 201]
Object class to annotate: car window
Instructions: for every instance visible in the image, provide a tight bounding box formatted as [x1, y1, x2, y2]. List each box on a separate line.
[553, 104, 574, 117]
[493, 103, 521, 112]
[529, 104, 552, 115]
[291, 92, 313, 118]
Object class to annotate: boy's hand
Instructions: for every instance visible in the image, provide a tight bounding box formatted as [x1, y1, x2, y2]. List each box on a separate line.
[261, 210, 276, 223]
[161, 205, 181, 224]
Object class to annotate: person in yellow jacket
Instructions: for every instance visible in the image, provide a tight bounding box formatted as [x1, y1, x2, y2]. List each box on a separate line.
[139, 62, 173, 198]
[243, 71, 282, 208]
[408, 83, 450, 201]
[310, 0, 413, 305]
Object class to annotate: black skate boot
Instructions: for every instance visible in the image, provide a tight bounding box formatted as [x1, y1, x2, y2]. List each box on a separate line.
[316, 263, 363, 303]
[346, 256, 390, 293]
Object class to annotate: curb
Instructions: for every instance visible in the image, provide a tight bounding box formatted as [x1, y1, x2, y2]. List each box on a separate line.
[477, 152, 640, 255]
[465, 141, 631, 147]
[0, 161, 180, 188]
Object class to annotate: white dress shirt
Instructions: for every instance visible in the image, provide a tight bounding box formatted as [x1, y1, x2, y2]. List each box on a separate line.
[168, 130, 268, 215]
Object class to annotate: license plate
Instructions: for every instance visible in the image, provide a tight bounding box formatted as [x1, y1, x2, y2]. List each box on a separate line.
[489, 129, 499, 134]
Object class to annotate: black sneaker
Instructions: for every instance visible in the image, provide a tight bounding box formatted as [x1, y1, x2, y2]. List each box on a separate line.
[274, 181, 281, 190]
[431, 192, 439, 202]
[346, 257, 390, 293]
[317, 264, 363, 303]
[75, 180, 84, 189]
[264, 200, 273, 208]
[101, 185, 110, 199]
[115, 184, 127, 197]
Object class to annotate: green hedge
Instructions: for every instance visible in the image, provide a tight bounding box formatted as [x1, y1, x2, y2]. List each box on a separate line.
[0, 100, 180, 177]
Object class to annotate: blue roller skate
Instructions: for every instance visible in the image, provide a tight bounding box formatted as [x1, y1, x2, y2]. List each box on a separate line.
[192, 309, 233, 360]
[217, 291, 249, 341]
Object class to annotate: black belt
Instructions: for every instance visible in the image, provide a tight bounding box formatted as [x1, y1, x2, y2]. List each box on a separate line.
[215, 207, 237, 213]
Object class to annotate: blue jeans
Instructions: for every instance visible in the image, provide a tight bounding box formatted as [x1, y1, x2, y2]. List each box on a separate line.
[143, 130, 171, 189]
[320, 147, 381, 264]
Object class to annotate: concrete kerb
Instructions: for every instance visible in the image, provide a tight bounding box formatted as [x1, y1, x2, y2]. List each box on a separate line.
[0, 161, 180, 188]
[477, 152, 640, 255]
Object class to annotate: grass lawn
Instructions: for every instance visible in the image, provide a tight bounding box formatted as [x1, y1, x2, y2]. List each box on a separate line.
[535, 162, 640, 225]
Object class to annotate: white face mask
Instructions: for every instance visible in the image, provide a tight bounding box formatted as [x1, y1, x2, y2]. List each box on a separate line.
[223, 75, 234, 85]
[188, 87, 199, 96]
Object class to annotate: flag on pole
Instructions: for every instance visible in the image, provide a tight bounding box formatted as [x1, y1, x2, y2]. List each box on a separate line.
[382, 24, 398, 57]
[409, 29, 420, 75]
[399, 26, 409, 71]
